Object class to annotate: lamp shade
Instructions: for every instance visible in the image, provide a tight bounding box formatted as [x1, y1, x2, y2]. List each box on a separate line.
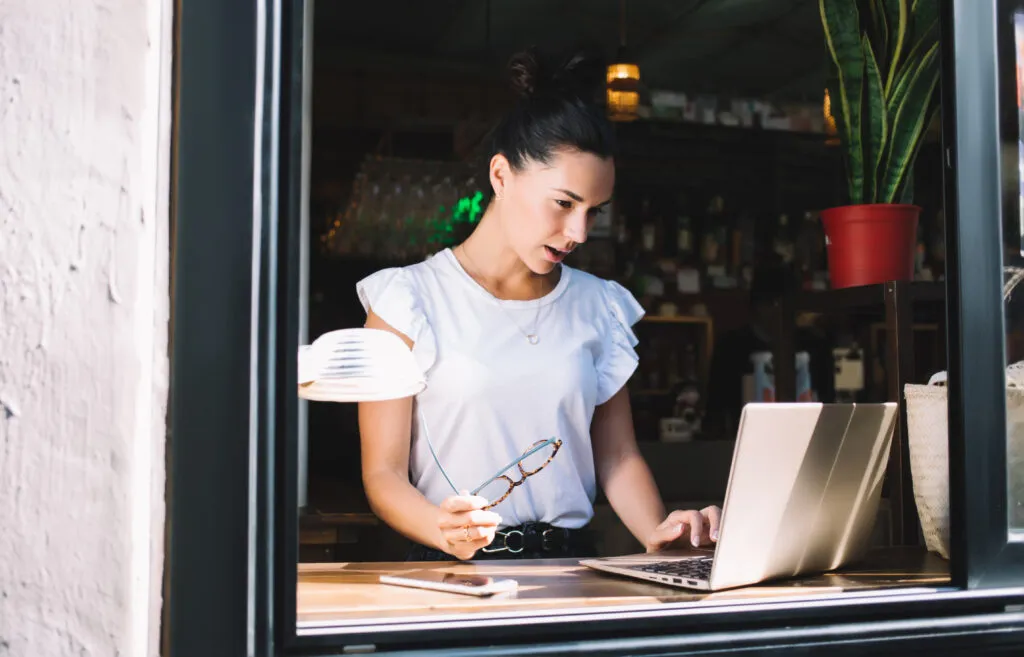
[298, 328, 426, 402]
[607, 61, 641, 122]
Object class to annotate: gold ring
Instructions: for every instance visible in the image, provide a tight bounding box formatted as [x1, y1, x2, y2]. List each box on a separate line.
[463, 527, 470, 541]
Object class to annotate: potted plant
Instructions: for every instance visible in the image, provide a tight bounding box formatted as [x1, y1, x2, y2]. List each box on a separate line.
[819, 0, 940, 288]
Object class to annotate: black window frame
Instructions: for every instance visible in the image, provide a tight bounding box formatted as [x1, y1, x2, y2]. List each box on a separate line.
[944, 0, 1024, 590]
[164, 1, 1024, 655]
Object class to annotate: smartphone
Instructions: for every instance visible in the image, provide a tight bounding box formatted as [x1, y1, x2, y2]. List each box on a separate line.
[379, 570, 519, 597]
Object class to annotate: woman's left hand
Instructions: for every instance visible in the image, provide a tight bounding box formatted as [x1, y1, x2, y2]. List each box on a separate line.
[645, 506, 722, 553]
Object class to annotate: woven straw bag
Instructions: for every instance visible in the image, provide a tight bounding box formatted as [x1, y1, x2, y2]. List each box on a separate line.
[904, 269, 1024, 559]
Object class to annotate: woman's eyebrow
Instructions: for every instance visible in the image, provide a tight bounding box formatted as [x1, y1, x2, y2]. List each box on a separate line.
[552, 188, 613, 208]
[552, 187, 585, 203]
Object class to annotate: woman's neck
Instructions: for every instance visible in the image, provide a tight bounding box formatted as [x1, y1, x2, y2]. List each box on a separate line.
[456, 206, 558, 301]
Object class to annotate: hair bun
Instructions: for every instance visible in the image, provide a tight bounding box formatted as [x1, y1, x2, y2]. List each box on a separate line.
[507, 48, 604, 101]
[508, 49, 541, 99]
[551, 50, 604, 98]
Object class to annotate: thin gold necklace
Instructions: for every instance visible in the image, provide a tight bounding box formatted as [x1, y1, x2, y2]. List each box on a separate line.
[457, 244, 547, 345]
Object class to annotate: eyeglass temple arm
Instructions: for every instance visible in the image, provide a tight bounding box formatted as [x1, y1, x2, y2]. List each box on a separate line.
[420, 417, 460, 495]
[469, 438, 557, 497]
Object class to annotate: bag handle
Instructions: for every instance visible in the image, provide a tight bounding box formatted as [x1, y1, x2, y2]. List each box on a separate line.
[925, 268, 1024, 387]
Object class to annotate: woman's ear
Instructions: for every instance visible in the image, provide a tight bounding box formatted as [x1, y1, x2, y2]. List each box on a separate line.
[489, 153, 510, 201]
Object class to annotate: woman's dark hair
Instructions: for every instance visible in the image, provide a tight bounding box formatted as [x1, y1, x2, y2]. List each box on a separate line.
[490, 48, 615, 171]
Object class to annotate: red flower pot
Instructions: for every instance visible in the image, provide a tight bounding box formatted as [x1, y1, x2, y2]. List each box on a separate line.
[820, 204, 921, 289]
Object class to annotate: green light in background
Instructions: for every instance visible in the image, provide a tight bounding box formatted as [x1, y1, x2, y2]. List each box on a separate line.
[469, 191, 483, 223]
[451, 191, 484, 226]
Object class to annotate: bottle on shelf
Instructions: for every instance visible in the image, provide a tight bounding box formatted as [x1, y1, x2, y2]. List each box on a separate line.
[746, 351, 814, 403]
[675, 196, 696, 263]
[773, 212, 796, 264]
[639, 196, 660, 254]
[796, 210, 825, 288]
[795, 351, 814, 402]
[750, 352, 775, 402]
[733, 209, 756, 281]
[700, 195, 724, 269]
[674, 194, 702, 294]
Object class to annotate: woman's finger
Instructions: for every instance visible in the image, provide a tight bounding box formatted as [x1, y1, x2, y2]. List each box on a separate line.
[646, 520, 686, 552]
[655, 509, 691, 531]
[438, 509, 501, 529]
[687, 512, 705, 547]
[440, 494, 490, 513]
[443, 524, 493, 543]
[703, 505, 722, 541]
[446, 534, 494, 560]
[665, 509, 705, 545]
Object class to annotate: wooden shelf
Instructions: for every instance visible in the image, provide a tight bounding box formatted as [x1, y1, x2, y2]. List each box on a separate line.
[791, 281, 946, 314]
[768, 280, 948, 549]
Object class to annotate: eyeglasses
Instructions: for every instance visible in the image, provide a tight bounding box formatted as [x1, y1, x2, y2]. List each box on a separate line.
[421, 417, 562, 510]
[469, 438, 563, 510]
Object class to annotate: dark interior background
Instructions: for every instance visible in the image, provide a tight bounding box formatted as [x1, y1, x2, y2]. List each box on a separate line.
[300, 0, 949, 561]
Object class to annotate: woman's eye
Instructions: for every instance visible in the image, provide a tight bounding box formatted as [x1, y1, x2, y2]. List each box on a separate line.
[555, 199, 573, 210]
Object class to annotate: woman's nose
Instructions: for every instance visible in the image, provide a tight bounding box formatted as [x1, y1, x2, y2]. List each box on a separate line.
[565, 214, 588, 244]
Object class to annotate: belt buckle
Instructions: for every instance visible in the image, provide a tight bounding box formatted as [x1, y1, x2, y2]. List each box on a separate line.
[482, 529, 525, 554]
[541, 528, 556, 551]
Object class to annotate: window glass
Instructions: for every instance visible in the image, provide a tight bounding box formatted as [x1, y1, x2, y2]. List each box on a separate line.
[1008, 12, 1024, 533]
[294, 0, 956, 633]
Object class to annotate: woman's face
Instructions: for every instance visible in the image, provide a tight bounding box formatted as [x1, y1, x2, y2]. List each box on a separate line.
[491, 148, 615, 275]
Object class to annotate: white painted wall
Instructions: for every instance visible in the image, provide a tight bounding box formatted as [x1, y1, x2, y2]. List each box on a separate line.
[0, 0, 173, 655]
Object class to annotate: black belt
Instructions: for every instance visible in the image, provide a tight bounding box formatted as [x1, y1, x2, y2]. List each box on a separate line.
[481, 522, 592, 555]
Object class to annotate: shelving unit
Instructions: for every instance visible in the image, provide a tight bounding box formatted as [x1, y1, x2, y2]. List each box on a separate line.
[767, 280, 947, 546]
[629, 315, 714, 442]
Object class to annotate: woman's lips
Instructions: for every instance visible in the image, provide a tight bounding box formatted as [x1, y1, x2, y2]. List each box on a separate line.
[543, 245, 569, 263]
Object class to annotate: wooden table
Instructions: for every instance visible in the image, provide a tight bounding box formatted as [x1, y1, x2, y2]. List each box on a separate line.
[297, 548, 951, 629]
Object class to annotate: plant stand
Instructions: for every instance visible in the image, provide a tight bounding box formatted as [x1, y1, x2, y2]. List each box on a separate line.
[766, 281, 947, 546]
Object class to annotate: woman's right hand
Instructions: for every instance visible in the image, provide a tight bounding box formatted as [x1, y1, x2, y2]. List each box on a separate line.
[436, 492, 502, 560]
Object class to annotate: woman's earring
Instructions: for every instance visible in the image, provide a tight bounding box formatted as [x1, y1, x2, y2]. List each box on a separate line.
[495, 191, 504, 201]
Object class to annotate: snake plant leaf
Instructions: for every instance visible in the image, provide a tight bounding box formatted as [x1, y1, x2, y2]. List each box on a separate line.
[881, 41, 940, 202]
[888, 6, 937, 117]
[862, 36, 888, 203]
[881, 0, 908, 94]
[822, 0, 866, 202]
[910, 0, 939, 43]
[900, 0, 939, 75]
[899, 163, 915, 204]
[866, 0, 889, 67]
[896, 107, 938, 204]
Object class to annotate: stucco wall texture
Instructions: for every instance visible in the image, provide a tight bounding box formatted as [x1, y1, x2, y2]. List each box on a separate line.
[0, 1, 171, 655]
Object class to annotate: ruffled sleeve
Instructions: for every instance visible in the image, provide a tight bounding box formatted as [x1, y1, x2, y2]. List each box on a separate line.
[356, 267, 438, 376]
[595, 280, 645, 405]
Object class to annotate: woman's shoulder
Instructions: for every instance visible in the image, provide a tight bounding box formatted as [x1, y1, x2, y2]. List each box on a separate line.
[564, 267, 645, 323]
[359, 250, 453, 291]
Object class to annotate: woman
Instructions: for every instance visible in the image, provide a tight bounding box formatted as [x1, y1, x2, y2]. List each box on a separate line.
[357, 50, 720, 561]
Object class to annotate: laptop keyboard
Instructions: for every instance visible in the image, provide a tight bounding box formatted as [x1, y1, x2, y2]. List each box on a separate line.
[632, 557, 713, 580]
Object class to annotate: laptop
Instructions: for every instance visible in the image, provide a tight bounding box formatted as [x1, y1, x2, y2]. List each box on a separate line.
[581, 402, 898, 592]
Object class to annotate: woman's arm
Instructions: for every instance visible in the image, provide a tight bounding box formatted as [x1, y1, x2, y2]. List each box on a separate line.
[591, 387, 667, 547]
[359, 309, 500, 559]
[592, 387, 721, 551]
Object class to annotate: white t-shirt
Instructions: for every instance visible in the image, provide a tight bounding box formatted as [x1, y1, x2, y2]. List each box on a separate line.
[356, 248, 644, 529]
